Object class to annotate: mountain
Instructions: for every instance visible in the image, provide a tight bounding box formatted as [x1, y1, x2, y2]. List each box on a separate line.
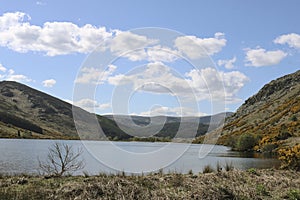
[194, 70, 300, 152]
[104, 112, 233, 126]
[0, 81, 130, 140]
[0, 81, 226, 140]
[103, 113, 232, 139]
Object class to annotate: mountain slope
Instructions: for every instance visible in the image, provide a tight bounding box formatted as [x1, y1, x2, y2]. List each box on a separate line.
[0, 81, 130, 139]
[194, 70, 300, 152]
[0, 81, 226, 140]
[104, 112, 232, 126]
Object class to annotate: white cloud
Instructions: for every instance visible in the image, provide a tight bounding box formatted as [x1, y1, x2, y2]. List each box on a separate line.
[108, 62, 248, 103]
[36, 1, 46, 6]
[6, 74, 31, 82]
[75, 64, 117, 84]
[146, 45, 180, 62]
[186, 67, 249, 103]
[0, 12, 113, 56]
[218, 56, 236, 69]
[0, 12, 227, 64]
[139, 106, 207, 117]
[0, 12, 29, 30]
[114, 45, 180, 62]
[42, 79, 56, 87]
[2, 69, 32, 82]
[0, 66, 32, 83]
[109, 31, 158, 61]
[245, 48, 287, 67]
[174, 32, 226, 59]
[0, 64, 7, 72]
[73, 98, 110, 112]
[108, 62, 192, 95]
[274, 33, 300, 49]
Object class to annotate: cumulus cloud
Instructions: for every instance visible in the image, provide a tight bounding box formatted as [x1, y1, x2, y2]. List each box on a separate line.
[73, 98, 110, 113]
[42, 79, 56, 87]
[139, 106, 206, 117]
[108, 62, 192, 95]
[0, 12, 228, 64]
[110, 31, 157, 54]
[0, 12, 28, 30]
[245, 48, 287, 67]
[0, 63, 7, 72]
[108, 62, 248, 103]
[274, 33, 300, 49]
[114, 45, 180, 62]
[186, 67, 248, 103]
[218, 56, 236, 69]
[0, 65, 32, 83]
[174, 32, 226, 59]
[109, 31, 182, 62]
[0, 12, 112, 56]
[75, 64, 117, 84]
[146, 45, 180, 62]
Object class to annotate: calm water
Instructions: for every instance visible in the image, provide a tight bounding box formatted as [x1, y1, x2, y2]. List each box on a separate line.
[0, 139, 280, 175]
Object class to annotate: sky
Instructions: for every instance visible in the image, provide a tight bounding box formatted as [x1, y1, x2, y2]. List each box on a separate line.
[0, 0, 299, 116]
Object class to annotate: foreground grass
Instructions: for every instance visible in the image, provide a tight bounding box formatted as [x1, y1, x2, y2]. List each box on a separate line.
[0, 169, 299, 200]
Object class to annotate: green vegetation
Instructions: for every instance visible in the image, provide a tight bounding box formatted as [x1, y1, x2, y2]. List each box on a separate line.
[0, 169, 299, 199]
[193, 70, 300, 170]
[290, 115, 298, 122]
[247, 168, 258, 175]
[0, 111, 43, 134]
[256, 184, 270, 196]
[236, 133, 257, 151]
[287, 189, 300, 200]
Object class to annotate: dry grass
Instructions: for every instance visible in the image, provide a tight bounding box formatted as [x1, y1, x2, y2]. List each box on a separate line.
[0, 169, 299, 199]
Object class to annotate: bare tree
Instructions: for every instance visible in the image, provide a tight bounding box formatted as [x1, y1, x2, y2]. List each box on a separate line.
[38, 142, 85, 176]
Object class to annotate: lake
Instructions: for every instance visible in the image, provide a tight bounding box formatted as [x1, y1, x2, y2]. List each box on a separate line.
[0, 139, 280, 175]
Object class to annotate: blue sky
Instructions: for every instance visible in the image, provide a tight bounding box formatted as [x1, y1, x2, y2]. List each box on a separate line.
[0, 0, 299, 116]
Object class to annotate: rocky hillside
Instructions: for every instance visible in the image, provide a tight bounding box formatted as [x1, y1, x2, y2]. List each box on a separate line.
[194, 70, 300, 154]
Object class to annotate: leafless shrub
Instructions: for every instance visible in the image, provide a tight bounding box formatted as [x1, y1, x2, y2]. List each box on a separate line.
[38, 142, 85, 177]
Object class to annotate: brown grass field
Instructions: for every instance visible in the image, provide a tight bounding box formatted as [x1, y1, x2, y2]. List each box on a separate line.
[0, 169, 299, 200]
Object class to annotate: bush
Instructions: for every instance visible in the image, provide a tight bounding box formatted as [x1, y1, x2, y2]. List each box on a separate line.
[287, 189, 300, 200]
[278, 144, 300, 171]
[262, 143, 277, 153]
[290, 115, 297, 122]
[236, 133, 257, 151]
[247, 168, 258, 175]
[38, 143, 85, 177]
[256, 184, 269, 196]
[202, 165, 214, 173]
[276, 131, 292, 140]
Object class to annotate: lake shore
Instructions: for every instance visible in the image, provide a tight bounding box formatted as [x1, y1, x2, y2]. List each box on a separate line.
[1, 169, 299, 200]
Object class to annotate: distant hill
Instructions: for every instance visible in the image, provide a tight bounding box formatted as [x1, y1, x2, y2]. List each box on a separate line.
[103, 113, 232, 139]
[194, 70, 300, 152]
[0, 81, 227, 140]
[104, 112, 232, 126]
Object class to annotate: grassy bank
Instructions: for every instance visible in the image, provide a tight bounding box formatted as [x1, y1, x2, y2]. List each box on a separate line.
[1, 169, 299, 200]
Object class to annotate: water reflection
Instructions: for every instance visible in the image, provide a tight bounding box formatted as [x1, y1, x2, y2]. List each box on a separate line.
[0, 139, 280, 175]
